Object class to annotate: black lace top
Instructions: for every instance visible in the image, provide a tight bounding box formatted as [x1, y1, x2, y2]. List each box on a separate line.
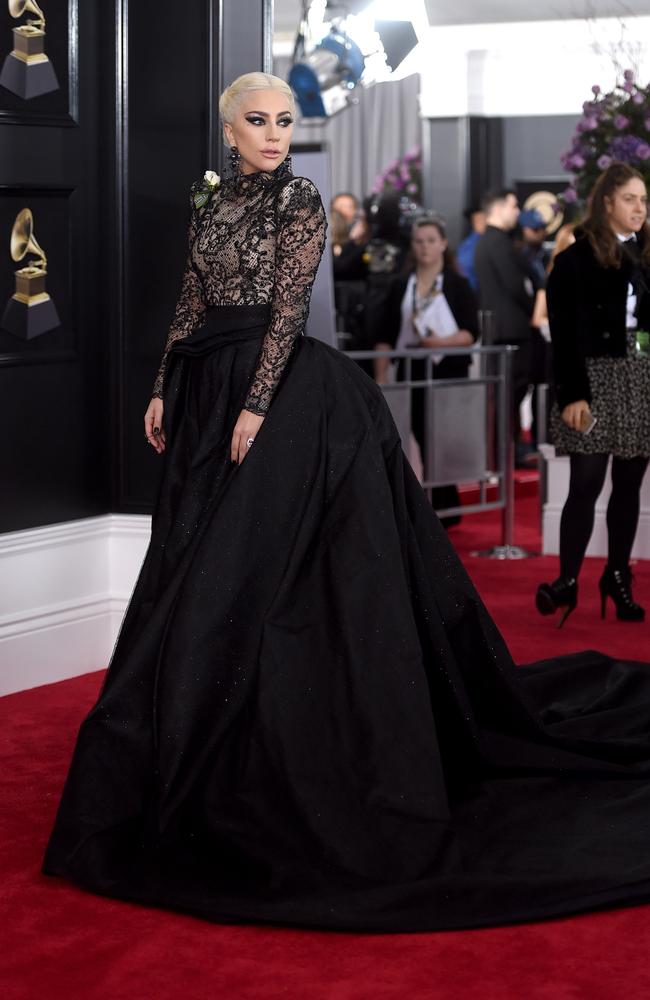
[152, 158, 327, 415]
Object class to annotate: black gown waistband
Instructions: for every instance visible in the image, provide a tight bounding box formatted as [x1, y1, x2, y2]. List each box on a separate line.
[169, 304, 271, 358]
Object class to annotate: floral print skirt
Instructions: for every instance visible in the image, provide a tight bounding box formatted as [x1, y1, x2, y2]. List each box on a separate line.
[551, 331, 650, 458]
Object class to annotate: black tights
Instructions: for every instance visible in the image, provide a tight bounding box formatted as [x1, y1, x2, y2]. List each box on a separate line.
[560, 453, 649, 580]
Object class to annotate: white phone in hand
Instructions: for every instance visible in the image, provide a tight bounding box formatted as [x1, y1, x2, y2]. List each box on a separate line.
[580, 408, 597, 435]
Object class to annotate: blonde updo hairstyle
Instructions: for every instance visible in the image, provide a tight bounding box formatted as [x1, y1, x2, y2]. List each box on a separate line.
[219, 72, 296, 142]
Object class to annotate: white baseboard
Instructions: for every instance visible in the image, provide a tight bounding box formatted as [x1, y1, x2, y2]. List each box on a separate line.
[541, 448, 650, 559]
[542, 506, 650, 560]
[0, 515, 151, 697]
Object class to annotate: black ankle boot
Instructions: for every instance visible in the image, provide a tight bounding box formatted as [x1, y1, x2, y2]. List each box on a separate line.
[599, 566, 645, 622]
[535, 576, 578, 628]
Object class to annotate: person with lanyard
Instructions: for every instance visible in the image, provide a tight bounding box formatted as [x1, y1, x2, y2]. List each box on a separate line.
[537, 161, 650, 626]
[375, 216, 479, 524]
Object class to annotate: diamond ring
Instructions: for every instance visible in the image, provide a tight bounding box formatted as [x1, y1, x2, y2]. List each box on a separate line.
[246, 436, 255, 448]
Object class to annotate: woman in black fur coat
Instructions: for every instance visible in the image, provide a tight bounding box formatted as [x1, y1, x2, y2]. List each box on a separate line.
[537, 162, 650, 626]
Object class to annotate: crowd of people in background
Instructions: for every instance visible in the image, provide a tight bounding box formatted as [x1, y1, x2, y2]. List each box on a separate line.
[330, 163, 650, 623]
[330, 183, 561, 469]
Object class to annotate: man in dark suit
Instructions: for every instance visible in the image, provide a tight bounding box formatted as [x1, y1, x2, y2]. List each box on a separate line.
[474, 189, 536, 461]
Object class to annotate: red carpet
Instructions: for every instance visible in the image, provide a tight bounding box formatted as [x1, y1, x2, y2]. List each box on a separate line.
[2, 494, 650, 1000]
[451, 492, 650, 666]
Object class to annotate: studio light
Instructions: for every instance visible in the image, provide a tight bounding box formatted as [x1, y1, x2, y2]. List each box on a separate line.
[289, 27, 365, 118]
[289, 0, 427, 120]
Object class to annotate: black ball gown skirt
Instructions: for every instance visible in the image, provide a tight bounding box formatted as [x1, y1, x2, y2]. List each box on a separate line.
[43, 304, 650, 932]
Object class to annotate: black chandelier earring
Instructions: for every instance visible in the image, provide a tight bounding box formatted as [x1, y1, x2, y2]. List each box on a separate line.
[229, 145, 242, 173]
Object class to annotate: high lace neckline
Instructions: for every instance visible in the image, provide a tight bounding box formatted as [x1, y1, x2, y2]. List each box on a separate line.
[230, 155, 293, 194]
[153, 152, 325, 406]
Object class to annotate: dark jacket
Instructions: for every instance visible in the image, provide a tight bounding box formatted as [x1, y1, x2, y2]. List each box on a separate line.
[546, 230, 650, 408]
[333, 240, 368, 281]
[379, 267, 479, 378]
[474, 225, 534, 343]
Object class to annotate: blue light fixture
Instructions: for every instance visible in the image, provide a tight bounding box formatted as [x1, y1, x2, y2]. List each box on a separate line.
[289, 29, 365, 118]
[288, 1, 423, 120]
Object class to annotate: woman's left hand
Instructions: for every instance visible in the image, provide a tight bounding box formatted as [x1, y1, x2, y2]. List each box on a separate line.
[422, 329, 473, 350]
[231, 409, 265, 465]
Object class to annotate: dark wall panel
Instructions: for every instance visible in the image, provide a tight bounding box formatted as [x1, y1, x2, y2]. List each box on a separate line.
[421, 117, 469, 247]
[0, 1, 105, 532]
[116, 0, 273, 511]
[468, 116, 503, 208]
[120, 0, 210, 508]
[422, 116, 504, 246]
[1, 0, 271, 529]
[502, 115, 579, 184]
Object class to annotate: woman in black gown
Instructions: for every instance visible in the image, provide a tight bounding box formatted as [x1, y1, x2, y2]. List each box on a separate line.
[44, 73, 650, 933]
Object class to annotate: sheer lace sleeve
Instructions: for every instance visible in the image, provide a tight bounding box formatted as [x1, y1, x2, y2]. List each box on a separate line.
[151, 184, 207, 398]
[244, 177, 327, 415]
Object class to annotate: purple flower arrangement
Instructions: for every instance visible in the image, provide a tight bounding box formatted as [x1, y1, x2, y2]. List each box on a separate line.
[560, 71, 650, 204]
[371, 147, 422, 202]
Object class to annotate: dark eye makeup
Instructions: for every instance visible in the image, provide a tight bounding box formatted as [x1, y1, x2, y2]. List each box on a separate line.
[244, 115, 293, 127]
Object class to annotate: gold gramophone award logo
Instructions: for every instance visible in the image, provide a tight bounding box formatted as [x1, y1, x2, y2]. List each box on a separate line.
[1, 207, 61, 339]
[0, 1, 59, 100]
[522, 191, 564, 237]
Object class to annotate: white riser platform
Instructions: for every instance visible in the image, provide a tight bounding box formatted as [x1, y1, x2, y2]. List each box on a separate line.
[541, 446, 650, 560]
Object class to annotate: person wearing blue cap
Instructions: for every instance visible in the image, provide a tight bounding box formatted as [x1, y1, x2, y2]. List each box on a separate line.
[518, 208, 549, 292]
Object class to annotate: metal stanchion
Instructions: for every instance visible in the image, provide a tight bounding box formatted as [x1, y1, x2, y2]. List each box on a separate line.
[346, 345, 541, 545]
[536, 383, 550, 539]
[478, 310, 497, 474]
[472, 347, 537, 559]
[536, 382, 550, 446]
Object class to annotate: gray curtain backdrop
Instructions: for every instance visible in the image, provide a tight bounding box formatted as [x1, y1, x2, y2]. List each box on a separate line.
[275, 55, 421, 203]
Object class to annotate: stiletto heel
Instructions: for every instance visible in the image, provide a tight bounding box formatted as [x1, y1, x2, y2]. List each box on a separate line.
[599, 566, 645, 622]
[557, 603, 577, 629]
[535, 577, 578, 627]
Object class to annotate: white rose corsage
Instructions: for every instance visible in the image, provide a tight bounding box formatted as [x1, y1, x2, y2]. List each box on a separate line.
[193, 170, 221, 210]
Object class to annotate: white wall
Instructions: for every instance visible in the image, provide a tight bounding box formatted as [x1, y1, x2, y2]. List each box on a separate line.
[0, 515, 151, 696]
[418, 17, 650, 118]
